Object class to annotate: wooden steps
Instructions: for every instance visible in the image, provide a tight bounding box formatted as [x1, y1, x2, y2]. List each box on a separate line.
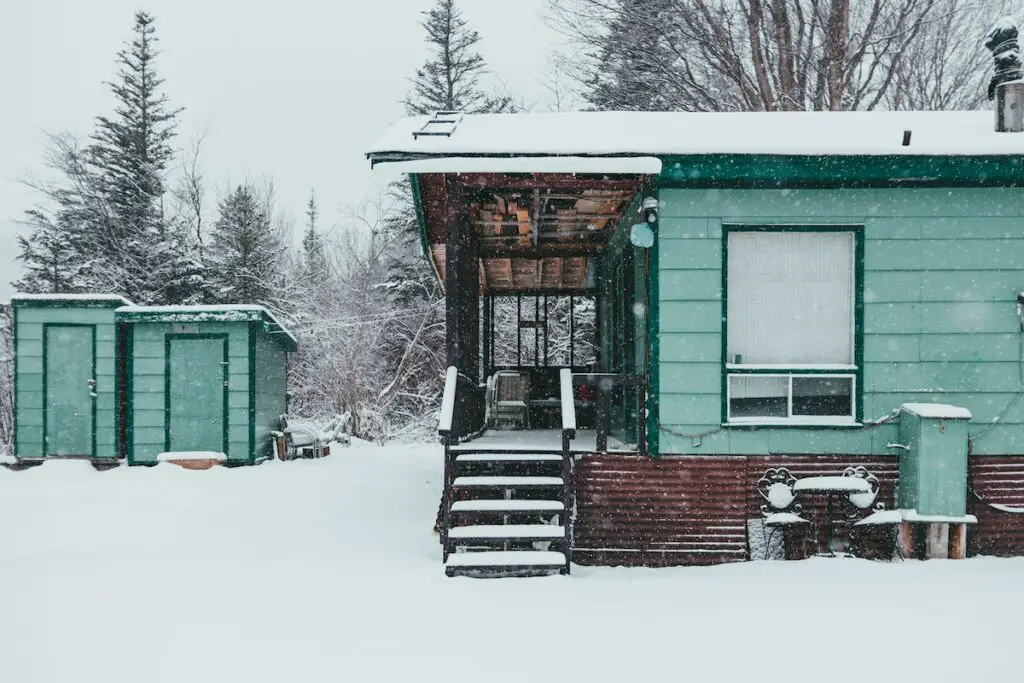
[456, 453, 562, 463]
[444, 551, 567, 577]
[449, 524, 566, 541]
[453, 476, 563, 488]
[451, 499, 564, 514]
[443, 447, 572, 578]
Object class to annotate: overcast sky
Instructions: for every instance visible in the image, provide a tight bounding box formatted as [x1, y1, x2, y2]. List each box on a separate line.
[0, 0, 564, 299]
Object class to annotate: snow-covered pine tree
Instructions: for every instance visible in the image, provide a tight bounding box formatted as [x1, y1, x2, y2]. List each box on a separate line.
[404, 0, 515, 116]
[373, 0, 515, 429]
[13, 210, 93, 294]
[302, 190, 328, 280]
[88, 11, 188, 303]
[14, 133, 111, 295]
[207, 184, 283, 306]
[581, 0, 686, 111]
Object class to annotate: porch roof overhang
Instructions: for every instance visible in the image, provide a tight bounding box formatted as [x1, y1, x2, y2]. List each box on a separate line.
[409, 172, 650, 294]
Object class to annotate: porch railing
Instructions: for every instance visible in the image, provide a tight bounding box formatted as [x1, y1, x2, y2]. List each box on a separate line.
[559, 368, 576, 574]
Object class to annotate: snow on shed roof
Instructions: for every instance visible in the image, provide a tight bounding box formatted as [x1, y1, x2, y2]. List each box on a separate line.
[11, 293, 134, 306]
[115, 304, 298, 351]
[368, 110, 1024, 167]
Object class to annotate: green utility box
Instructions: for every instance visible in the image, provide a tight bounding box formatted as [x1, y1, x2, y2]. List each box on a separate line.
[897, 403, 972, 516]
[11, 295, 132, 460]
[115, 305, 297, 466]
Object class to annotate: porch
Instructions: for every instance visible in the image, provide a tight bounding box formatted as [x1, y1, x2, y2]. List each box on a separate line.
[449, 428, 634, 454]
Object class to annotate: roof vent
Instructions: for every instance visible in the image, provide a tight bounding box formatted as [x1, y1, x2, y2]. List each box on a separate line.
[412, 111, 464, 139]
[986, 18, 1023, 132]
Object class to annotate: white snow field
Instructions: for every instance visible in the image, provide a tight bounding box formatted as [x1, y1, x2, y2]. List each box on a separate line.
[2, 443, 1022, 683]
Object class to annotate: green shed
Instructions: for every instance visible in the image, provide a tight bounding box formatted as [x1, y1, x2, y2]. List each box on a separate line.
[11, 294, 132, 461]
[115, 305, 297, 466]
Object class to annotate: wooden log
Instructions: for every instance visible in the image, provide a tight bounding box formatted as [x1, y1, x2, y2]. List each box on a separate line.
[948, 523, 968, 560]
[897, 522, 916, 559]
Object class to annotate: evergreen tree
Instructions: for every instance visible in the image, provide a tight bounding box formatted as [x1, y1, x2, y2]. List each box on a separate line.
[583, 0, 683, 111]
[13, 134, 110, 295]
[88, 11, 186, 303]
[302, 190, 328, 278]
[13, 210, 93, 294]
[374, 0, 518, 423]
[404, 0, 515, 115]
[207, 185, 282, 305]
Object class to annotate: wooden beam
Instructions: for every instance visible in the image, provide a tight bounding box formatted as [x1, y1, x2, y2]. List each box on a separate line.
[948, 523, 968, 559]
[480, 245, 605, 258]
[456, 173, 645, 192]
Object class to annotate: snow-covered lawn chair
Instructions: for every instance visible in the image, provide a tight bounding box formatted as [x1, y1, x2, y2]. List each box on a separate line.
[756, 467, 810, 560]
[278, 417, 342, 458]
[488, 370, 530, 430]
[841, 466, 898, 559]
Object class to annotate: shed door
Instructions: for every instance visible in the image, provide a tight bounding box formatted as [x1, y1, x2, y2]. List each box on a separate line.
[45, 325, 95, 457]
[167, 337, 228, 455]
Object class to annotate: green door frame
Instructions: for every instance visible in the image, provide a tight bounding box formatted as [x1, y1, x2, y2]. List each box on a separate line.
[41, 323, 97, 458]
[164, 333, 230, 456]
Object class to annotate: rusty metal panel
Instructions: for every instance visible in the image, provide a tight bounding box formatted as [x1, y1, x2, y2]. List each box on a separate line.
[968, 457, 1024, 557]
[572, 454, 901, 566]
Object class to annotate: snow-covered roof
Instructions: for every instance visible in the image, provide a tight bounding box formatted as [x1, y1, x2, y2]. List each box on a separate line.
[901, 403, 973, 420]
[118, 304, 269, 314]
[368, 111, 1024, 170]
[381, 156, 663, 175]
[116, 304, 298, 351]
[11, 293, 133, 306]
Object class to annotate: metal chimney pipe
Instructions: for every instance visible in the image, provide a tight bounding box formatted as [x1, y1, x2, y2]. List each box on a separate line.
[995, 82, 1024, 133]
[986, 18, 1023, 132]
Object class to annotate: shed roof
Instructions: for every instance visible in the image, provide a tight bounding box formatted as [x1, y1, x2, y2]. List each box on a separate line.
[11, 293, 134, 308]
[115, 305, 298, 352]
[368, 111, 1024, 169]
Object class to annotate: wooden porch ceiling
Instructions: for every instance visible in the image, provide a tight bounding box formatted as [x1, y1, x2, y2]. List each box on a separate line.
[418, 173, 645, 293]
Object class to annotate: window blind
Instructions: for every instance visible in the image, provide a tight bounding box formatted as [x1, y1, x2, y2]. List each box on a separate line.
[727, 231, 854, 365]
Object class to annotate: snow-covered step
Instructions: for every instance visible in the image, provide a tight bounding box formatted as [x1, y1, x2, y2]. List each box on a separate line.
[456, 453, 562, 463]
[445, 550, 567, 569]
[451, 499, 564, 514]
[449, 524, 565, 541]
[453, 476, 563, 488]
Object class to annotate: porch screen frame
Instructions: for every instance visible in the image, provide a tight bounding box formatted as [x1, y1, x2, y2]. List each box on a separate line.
[721, 224, 864, 426]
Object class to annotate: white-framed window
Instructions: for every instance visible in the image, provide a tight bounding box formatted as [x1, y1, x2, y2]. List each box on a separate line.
[725, 228, 858, 425]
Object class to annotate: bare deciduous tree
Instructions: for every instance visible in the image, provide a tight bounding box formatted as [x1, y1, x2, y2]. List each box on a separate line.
[548, 0, 1006, 112]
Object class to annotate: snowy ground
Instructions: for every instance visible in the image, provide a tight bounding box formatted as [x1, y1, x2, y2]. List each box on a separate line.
[2, 443, 1022, 683]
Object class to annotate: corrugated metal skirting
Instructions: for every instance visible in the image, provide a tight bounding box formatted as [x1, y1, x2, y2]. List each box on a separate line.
[573, 454, 1024, 566]
[968, 457, 1024, 557]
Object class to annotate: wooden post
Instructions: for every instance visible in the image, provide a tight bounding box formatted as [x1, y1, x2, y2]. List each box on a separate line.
[481, 293, 492, 380]
[948, 524, 968, 559]
[443, 177, 480, 437]
[897, 522, 916, 559]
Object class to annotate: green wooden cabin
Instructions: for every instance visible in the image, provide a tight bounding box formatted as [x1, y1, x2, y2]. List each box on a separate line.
[115, 305, 296, 466]
[11, 299, 296, 466]
[11, 295, 131, 461]
[369, 108, 1024, 563]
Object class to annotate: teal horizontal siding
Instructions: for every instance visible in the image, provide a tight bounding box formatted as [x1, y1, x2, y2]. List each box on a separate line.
[656, 186, 1024, 457]
[660, 188, 1024, 218]
[13, 304, 119, 459]
[127, 321, 257, 464]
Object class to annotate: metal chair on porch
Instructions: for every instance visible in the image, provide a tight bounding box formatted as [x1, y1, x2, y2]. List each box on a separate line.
[487, 370, 530, 430]
[756, 467, 811, 559]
